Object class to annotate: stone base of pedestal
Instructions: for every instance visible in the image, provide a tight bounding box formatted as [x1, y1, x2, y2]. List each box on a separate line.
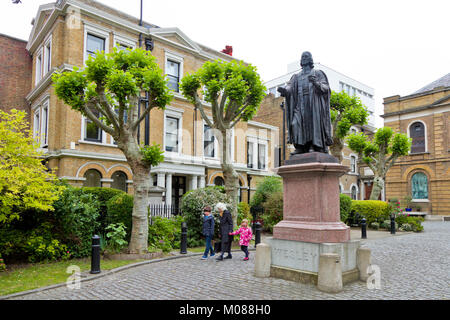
[264, 237, 360, 286]
[273, 220, 350, 243]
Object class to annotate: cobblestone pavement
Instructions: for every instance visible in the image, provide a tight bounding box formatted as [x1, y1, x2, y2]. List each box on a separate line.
[8, 222, 450, 300]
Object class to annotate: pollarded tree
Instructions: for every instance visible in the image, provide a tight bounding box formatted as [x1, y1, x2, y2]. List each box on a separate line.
[180, 60, 266, 225]
[347, 127, 411, 200]
[329, 90, 369, 162]
[0, 109, 63, 224]
[53, 48, 172, 254]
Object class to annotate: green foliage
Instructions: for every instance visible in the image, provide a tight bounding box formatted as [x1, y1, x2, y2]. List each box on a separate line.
[24, 236, 70, 263]
[261, 192, 283, 233]
[105, 223, 128, 253]
[181, 60, 266, 122]
[0, 253, 5, 272]
[250, 176, 283, 208]
[395, 213, 424, 232]
[330, 91, 369, 139]
[140, 144, 165, 167]
[351, 200, 391, 225]
[148, 216, 185, 253]
[370, 222, 380, 230]
[180, 186, 234, 247]
[52, 187, 100, 258]
[0, 110, 64, 224]
[339, 194, 352, 223]
[106, 193, 133, 241]
[237, 202, 252, 226]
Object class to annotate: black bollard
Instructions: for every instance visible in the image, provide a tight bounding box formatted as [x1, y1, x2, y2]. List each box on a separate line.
[361, 218, 367, 239]
[255, 222, 262, 246]
[180, 222, 187, 254]
[90, 235, 101, 274]
[390, 214, 396, 235]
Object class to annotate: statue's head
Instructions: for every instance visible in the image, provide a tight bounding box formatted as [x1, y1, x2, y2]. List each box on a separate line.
[300, 51, 314, 68]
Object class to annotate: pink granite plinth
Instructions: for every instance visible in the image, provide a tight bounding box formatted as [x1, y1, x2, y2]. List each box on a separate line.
[273, 159, 350, 243]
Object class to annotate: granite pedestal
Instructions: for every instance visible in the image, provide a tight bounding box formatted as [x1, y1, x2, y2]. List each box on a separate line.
[266, 152, 361, 287]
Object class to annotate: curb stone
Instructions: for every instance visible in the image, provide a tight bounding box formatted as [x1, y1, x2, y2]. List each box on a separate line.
[0, 248, 255, 300]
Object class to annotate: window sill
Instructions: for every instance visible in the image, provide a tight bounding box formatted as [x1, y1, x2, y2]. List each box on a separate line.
[412, 199, 429, 203]
[408, 152, 430, 155]
[78, 140, 118, 148]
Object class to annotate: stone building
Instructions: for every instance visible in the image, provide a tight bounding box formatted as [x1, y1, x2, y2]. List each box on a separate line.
[18, 0, 279, 209]
[0, 33, 32, 116]
[382, 73, 450, 217]
[257, 61, 378, 200]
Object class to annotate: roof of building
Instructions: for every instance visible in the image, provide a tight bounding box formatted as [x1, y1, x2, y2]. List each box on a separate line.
[414, 73, 450, 94]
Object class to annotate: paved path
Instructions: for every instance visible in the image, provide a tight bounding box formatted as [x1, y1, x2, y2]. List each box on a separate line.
[7, 222, 450, 300]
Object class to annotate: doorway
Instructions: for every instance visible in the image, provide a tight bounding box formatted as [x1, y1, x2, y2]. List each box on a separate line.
[171, 176, 186, 211]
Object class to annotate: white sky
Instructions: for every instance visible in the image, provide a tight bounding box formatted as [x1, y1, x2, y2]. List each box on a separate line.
[1, 0, 449, 128]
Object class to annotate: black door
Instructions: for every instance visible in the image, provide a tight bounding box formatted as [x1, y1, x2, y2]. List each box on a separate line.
[172, 176, 186, 212]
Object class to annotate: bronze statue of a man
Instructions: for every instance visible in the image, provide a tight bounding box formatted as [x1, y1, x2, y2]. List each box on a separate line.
[278, 51, 333, 155]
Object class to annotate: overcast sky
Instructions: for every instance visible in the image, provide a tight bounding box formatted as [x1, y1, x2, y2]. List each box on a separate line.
[1, 0, 449, 127]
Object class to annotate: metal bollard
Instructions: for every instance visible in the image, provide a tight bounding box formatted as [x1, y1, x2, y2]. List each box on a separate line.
[90, 235, 101, 274]
[255, 222, 262, 246]
[390, 214, 396, 234]
[180, 222, 187, 254]
[361, 218, 367, 239]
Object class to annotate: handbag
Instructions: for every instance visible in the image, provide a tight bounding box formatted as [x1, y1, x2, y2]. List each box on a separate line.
[214, 241, 222, 253]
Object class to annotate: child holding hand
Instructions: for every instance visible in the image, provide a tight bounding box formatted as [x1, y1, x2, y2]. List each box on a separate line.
[229, 219, 253, 261]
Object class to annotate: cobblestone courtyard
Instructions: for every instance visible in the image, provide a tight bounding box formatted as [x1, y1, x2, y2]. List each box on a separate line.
[7, 221, 450, 300]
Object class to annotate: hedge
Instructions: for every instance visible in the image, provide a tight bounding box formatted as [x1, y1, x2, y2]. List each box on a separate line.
[350, 200, 391, 225]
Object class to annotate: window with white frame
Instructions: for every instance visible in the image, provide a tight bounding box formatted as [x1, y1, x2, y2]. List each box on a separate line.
[43, 38, 52, 75]
[84, 107, 102, 142]
[247, 141, 254, 168]
[165, 116, 179, 152]
[113, 34, 136, 51]
[165, 52, 183, 93]
[33, 109, 40, 142]
[350, 155, 357, 173]
[35, 49, 43, 85]
[83, 23, 110, 65]
[41, 102, 49, 147]
[258, 143, 267, 170]
[204, 124, 216, 158]
[86, 33, 105, 59]
[351, 185, 358, 200]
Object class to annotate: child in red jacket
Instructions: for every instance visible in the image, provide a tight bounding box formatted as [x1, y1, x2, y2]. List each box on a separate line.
[229, 219, 253, 261]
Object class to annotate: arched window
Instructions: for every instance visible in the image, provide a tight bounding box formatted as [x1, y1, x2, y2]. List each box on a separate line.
[411, 172, 428, 199]
[351, 185, 358, 200]
[83, 169, 102, 187]
[214, 176, 225, 186]
[111, 171, 128, 192]
[409, 122, 425, 153]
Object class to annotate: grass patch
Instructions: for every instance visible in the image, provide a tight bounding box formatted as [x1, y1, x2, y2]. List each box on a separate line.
[0, 258, 144, 296]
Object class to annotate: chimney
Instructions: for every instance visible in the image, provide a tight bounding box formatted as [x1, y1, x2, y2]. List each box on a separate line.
[221, 45, 233, 56]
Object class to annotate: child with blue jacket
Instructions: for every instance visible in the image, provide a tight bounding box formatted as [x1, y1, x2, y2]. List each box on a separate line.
[201, 206, 215, 260]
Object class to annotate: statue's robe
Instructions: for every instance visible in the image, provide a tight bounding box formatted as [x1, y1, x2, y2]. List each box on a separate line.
[284, 68, 333, 150]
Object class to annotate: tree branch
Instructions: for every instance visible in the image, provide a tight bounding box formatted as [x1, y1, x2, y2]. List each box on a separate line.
[83, 103, 115, 136]
[131, 97, 155, 132]
[195, 94, 214, 128]
[97, 88, 119, 130]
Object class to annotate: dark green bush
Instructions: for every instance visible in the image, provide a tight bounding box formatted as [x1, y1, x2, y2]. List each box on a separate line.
[237, 202, 252, 226]
[250, 176, 283, 208]
[261, 191, 283, 233]
[52, 187, 100, 258]
[148, 216, 185, 252]
[180, 186, 234, 248]
[351, 200, 391, 225]
[340, 194, 352, 223]
[395, 214, 424, 232]
[106, 193, 134, 241]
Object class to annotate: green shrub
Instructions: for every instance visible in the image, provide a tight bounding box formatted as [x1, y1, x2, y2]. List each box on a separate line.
[351, 200, 391, 225]
[370, 222, 379, 230]
[105, 223, 128, 253]
[24, 235, 70, 263]
[52, 187, 100, 258]
[0, 253, 6, 272]
[237, 202, 252, 226]
[106, 193, 133, 241]
[180, 186, 234, 247]
[340, 194, 352, 223]
[250, 176, 283, 208]
[148, 216, 185, 253]
[395, 214, 423, 232]
[261, 191, 283, 233]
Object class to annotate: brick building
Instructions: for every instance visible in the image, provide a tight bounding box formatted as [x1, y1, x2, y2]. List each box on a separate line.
[382, 73, 450, 217]
[0, 33, 32, 116]
[19, 0, 279, 209]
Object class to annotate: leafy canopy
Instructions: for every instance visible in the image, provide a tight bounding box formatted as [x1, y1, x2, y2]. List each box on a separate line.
[0, 110, 64, 223]
[330, 90, 369, 139]
[180, 59, 266, 126]
[347, 127, 411, 165]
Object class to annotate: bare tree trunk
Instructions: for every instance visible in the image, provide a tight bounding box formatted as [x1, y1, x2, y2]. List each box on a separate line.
[329, 139, 343, 163]
[118, 134, 151, 254]
[220, 128, 239, 227]
[369, 175, 384, 200]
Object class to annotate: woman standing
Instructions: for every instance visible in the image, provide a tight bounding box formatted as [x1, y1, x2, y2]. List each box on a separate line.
[215, 202, 233, 261]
